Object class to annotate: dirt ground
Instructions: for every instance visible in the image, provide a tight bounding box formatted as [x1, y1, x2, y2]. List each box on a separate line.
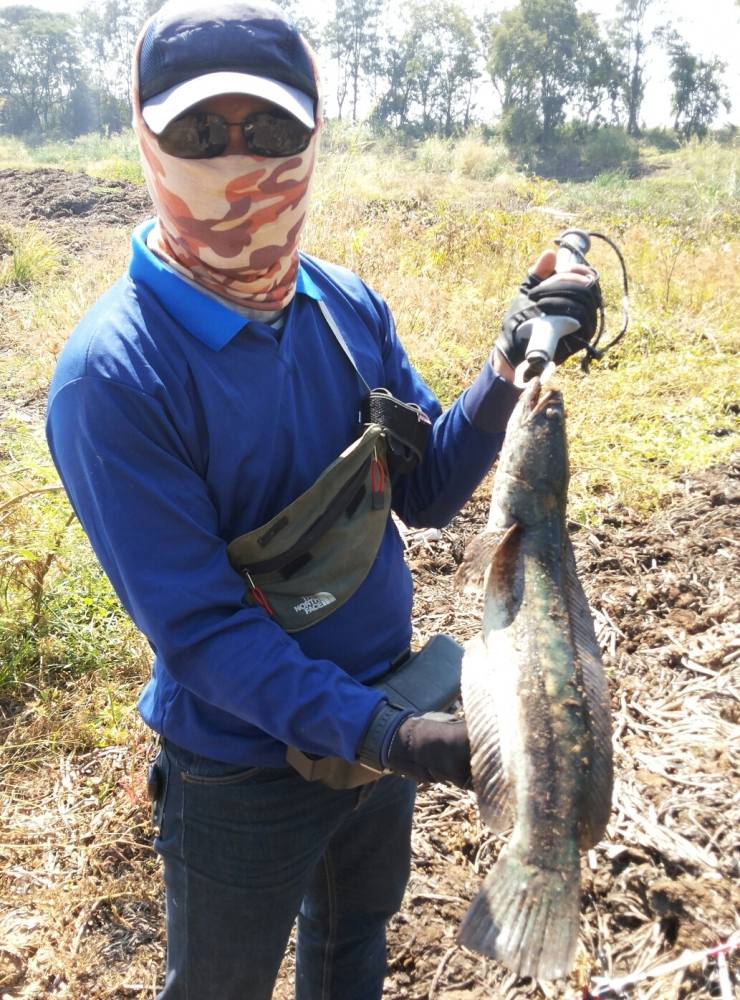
[0, 168, 738, 999]
[0, 168, 153, 229]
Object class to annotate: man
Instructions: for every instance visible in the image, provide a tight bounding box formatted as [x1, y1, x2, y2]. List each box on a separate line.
[46, 3, 601, 998]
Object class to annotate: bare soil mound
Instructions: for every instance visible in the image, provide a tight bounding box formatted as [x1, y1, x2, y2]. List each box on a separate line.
[1, 460, 737, 999]
[0, 167, 151, 228]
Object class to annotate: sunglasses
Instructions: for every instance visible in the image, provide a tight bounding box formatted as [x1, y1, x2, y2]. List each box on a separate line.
[157, 110, 313, 159]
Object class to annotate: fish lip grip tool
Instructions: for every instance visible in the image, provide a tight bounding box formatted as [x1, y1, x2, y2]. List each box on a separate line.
[513, 228, 592, 389]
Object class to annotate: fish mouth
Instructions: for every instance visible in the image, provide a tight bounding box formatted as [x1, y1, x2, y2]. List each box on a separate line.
[523, 377, 563, 419]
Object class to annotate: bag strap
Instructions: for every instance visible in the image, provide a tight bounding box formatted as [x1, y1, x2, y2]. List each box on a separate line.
[316, 297, 371, 396]
[316, 297, 431, 473]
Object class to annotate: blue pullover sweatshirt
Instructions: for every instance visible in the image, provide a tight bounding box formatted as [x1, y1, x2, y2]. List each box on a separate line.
[46, 220, 520, 766]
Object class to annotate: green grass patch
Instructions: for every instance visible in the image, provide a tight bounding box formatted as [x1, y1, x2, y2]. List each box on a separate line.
[0, 422, 141, 693]
[0, 131, 144, 184]
[0, 476, 145, 698]
[0, 224, 62, 287]
[555, 136, 739, 236]
[563, 352, 739, 525]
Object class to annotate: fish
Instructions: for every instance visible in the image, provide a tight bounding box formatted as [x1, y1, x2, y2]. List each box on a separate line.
[456, 377, 613, 982]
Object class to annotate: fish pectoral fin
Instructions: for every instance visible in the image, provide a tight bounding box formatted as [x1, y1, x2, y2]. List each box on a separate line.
[458, 845, 581, 982]
[461, 635, 512, 832]
[455, 523, 521, 594]
[487, 522, 523, 623]
[563, 536, 614, 847]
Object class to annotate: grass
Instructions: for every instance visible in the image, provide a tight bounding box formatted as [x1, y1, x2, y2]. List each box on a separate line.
[555, 137, 739, 234]
[0, 129, 738, 703]
[0, 130, 143, 183]
[0, 224, 62, 287]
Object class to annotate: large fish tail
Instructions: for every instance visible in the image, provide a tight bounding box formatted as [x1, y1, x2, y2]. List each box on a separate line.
[458, 845, 581, 981]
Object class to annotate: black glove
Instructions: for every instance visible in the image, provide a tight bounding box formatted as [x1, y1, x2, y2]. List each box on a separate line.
[497, 269, 603, 369]
[387, 712, 471, 789]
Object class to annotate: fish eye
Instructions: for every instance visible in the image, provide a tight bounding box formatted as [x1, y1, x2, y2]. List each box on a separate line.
[545, 406, 561, 420]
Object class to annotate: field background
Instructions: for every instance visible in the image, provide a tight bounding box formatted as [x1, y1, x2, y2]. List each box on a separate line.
[0, 128, 738, 998]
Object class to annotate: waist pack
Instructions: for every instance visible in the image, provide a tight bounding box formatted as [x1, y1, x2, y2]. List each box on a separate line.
[227, 423, 391, 632]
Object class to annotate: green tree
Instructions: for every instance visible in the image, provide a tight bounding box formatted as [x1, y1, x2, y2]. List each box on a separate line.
[486, 5, 537, 115]
[325, 0, 384, 122]
[373, 1, 479, 136]
[372, 23, 418, 129]
[570, 12, 620, 126]
[427, 2, 479, 135]
[0, 5, 82, 135]
[487, 0, 585, 147]
[610, 0, 656, 136]
[67, 78, 98, 135]
[667, 37, 730, 138]
[79, 0, 160, 131]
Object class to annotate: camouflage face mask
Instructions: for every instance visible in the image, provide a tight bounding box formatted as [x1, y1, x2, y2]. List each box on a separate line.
[131, 29, 321, 313]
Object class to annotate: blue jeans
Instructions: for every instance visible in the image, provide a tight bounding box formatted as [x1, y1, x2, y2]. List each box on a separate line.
[152, 740, 416, 1000]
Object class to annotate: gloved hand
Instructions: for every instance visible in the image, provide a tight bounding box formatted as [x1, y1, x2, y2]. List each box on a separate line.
[496, 250, 603, 372]
[387, 712, 471, 789]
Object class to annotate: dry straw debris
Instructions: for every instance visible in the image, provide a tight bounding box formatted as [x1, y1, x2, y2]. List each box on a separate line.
[386, 459, 739, 999]
[6, 460, 737, 999]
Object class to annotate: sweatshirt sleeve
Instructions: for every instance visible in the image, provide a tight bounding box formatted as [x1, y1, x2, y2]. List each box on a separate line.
[373, 297, 521, 528]
[46, 376, 384, 761]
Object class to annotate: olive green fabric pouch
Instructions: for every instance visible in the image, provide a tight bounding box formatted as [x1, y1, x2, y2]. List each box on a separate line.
[227, 423, 391, 632]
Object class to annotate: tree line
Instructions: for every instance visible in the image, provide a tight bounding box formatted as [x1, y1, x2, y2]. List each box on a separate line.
[0, 0, 732, 159]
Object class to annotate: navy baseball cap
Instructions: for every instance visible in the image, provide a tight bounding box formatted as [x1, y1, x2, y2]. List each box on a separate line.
[138, 0, 317, 134]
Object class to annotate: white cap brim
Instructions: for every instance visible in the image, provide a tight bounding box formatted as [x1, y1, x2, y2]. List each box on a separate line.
[142, 71, 315, 133]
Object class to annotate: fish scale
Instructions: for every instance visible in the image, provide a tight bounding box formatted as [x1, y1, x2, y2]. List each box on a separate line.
[456, 377, 613, 982]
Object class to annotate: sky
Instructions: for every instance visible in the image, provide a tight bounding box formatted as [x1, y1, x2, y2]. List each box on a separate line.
[1, 0, 738, 127]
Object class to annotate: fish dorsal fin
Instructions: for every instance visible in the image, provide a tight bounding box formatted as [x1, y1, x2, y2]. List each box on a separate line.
[455, 523, 520, 594]
[461, 635, 512, 832]
[563, 536, 614, 846]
